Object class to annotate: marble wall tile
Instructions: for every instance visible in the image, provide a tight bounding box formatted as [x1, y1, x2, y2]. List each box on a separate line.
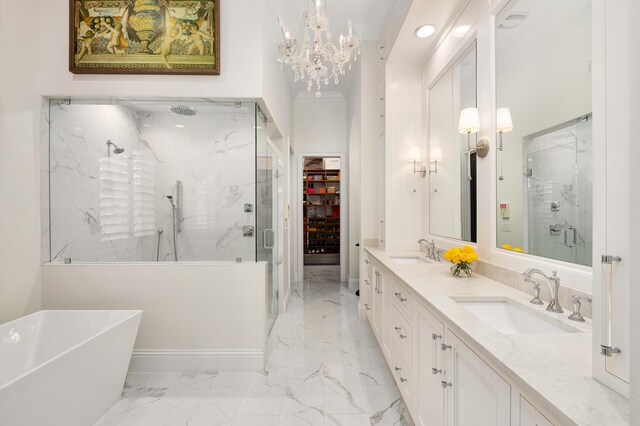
[44, 101, 257, 263]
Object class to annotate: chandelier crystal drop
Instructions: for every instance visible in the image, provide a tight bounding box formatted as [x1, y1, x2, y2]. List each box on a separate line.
[277, 0, 361, 98]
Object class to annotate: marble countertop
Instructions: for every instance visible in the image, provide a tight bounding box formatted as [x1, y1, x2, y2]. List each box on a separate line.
[365, 248, 630, 426]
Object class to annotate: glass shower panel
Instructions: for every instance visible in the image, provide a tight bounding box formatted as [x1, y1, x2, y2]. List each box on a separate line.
[46, 99, 257, 263]
[525, 116, 592, 266]
[255, 108, 279, 334]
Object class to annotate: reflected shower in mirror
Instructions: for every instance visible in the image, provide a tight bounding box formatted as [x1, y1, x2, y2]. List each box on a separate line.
[495, 0, 592, 266]
[429, 42, 477, 243]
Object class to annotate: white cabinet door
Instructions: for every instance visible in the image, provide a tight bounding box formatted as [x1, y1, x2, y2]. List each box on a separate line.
[416, 304, 445, 426]
[592, 0, 630, 395]
[373, 269, 392, 360]
[443, 330, 510, 426]
[519, 397, 554, 426]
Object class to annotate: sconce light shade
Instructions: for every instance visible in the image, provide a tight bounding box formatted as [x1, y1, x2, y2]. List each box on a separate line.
[497, 108, 513, 133]
[430, 146, 443, 162]
[458, 107, 481, 134]
[409, 146, 422, 162]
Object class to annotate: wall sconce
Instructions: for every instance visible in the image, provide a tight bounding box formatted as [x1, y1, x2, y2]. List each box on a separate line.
[458, 107, 490, 181]
[429, 146, 442, 174]
[430, 146, 442, 192]
[496, 107, 513, 181]
[410, 147, 426, 177]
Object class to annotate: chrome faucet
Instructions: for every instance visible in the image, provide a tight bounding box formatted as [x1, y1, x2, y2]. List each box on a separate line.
[418, 239, 436, 260]
[522, 269, 564, 313]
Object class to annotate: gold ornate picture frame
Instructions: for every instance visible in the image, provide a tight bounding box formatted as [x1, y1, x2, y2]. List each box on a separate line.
[70, 0, 220, 75]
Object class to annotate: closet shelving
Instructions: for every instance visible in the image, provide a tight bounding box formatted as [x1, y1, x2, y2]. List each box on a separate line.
[303, 165, 340, 264]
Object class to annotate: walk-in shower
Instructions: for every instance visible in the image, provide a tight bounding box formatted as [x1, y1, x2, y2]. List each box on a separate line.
[43, 99, 274, 265]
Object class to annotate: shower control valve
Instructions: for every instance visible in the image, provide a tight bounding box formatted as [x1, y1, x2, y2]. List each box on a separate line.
[243, 226, 255, 237]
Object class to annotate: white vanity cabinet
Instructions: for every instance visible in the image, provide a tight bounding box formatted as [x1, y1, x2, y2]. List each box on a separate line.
[363, 256, 567, 426]
[442, 330, 511, 426]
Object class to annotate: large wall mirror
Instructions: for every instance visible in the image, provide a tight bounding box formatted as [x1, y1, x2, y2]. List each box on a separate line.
[495, 0, 592, 266]
[429, 42, 477, 243]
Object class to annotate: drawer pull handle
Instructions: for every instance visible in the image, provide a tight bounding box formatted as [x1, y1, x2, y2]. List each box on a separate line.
[441, 381, 452, 388]
[400, 378, 408, 383]
[365, 280, 371, 286]
[365, 304, 371, 310]
[394, 327, 407, 339]
[365, 259, 370, 264]
[394, 292, 408, 302]
[394, 366, 402, 372]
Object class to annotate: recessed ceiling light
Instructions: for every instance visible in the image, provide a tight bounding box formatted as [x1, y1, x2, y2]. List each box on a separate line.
[415, 24, 436, 39]
[175, 124, 185, 128]
[452, 25, 471, 38]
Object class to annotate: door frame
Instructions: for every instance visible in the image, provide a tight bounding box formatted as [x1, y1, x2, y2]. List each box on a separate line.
[295, 152, 347, 284]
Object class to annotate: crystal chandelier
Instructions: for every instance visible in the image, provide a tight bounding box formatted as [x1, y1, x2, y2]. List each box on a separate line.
[277, 0, 361, 97]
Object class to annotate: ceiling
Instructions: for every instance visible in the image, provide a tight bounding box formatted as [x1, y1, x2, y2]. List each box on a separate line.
[272, 0, 393, 97]
[388, 0, 470, 64]
[272, 0, 482, 97]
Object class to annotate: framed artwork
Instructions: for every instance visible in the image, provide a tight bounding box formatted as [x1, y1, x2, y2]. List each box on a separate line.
[70, 0, 220, 75]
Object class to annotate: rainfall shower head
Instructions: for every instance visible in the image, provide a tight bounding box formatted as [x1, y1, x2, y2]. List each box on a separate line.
[169, 105, 197, 116]
[106, 140, 125, 155]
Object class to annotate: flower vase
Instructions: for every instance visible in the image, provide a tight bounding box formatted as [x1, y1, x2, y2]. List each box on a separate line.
[450, 263, 473, 277]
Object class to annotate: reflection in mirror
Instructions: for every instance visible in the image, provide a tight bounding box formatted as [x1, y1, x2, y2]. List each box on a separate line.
[496, 0, 592, 266]
[429, 42, 477, 243]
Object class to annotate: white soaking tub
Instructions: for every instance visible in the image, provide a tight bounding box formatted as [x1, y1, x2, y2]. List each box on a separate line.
[0, 310, 142, 426]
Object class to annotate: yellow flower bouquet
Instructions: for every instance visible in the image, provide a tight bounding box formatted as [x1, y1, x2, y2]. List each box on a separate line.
[443, 246, 478, 277]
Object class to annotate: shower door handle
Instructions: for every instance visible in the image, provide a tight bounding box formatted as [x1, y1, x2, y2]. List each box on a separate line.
[263, 229, 275, 250]
[564, 226, 577, 248]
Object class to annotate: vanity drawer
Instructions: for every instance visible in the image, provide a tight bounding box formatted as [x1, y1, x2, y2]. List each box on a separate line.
[391, 343, 416, 411]
[391, 306, 413, 368]
[391, 279, 413, 320]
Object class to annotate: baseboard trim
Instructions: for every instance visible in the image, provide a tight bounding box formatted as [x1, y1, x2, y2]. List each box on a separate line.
[348, 278, 359, 293]
[129, 349, 264, 372]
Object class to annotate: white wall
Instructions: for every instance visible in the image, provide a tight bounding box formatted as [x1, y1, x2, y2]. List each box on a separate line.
[0, 0, 293, 324]
[39, 0, 261, 99]
[42, 262, 267, 371]
[347, 64, 362, 287]
[291, 94, 347, 282]
[293, 95, 348, 153]
[384, 63, 423, 250]
[629, 0, 640, 417]
[359, 42, 381, 246]
[0, 1, 43, 323]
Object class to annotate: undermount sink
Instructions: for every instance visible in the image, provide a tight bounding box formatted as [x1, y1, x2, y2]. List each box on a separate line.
[390, 256, 431, 265]
[453, 297, 579, 334]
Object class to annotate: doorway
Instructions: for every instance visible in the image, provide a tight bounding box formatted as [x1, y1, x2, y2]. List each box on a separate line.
[299, 155, 345, 283]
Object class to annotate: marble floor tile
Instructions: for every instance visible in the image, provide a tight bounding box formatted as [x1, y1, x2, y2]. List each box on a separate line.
[324, 413, 372, 426]
[95, 268, 411, 425]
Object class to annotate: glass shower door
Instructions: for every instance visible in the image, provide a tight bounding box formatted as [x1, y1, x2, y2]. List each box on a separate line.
[256, 109, 279, 334]
[525, 116, 592, 266]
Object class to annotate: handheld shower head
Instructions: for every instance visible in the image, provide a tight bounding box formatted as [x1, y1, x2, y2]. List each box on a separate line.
[106, 140, 125, 155]
[166, 195, 176, 208]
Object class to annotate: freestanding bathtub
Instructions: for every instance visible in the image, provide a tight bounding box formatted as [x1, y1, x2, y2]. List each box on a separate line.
[0, 310, 142, 426]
